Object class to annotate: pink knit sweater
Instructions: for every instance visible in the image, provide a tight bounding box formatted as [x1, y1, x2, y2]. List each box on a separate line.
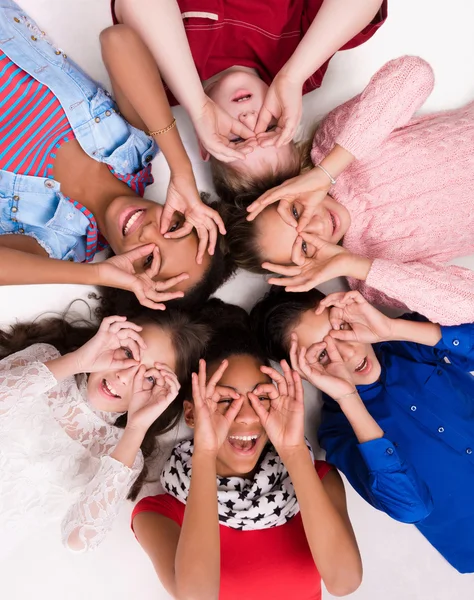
[311, 56, 474, 325]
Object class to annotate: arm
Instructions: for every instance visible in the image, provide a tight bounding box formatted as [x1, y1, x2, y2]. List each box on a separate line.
[282, 0, 383, 87]
[61, 450, 143, 552]
[318, 398, 433, 523]
[354, 258, 474, 326]
[312, 56, 435, 165]
[0, 344, 60, 415]
[132, 452, 220, 600]
[283, 449, 362, 596]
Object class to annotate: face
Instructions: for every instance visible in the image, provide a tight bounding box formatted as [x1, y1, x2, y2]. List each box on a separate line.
[206, 69, 297, 177]
[104, 196, 211, 292]
[185, 354, 272, 477]
[87, 323, 177, 412]
[256, 193, 352, 265]
[293, 308, 381, 386]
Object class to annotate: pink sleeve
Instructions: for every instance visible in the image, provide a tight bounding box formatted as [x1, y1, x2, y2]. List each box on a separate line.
[354, 259, 474, 326]
[311, 56, 435, 163]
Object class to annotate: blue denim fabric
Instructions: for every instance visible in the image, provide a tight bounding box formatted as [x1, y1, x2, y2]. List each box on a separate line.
[0, 0, 158, 261]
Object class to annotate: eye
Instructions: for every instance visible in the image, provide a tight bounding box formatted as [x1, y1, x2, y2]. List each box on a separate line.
[143, 253, 153, 269]
[318, 349, 329, 365]
[122, 347, 133, 360]
[217, 398, 234, 404]
[229, 136, 244, 144]
[292, 205, 299, 220]
[258, 396, 270, 402]
[167, 220, 182, 234]
[265, 124, 277, 133]
[147, 375, 156, 386]
[301, 240, 308, 256]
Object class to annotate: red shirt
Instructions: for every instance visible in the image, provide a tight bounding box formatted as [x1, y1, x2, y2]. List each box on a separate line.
[132, 460, 333, 600]
[112, 0, 387, 105]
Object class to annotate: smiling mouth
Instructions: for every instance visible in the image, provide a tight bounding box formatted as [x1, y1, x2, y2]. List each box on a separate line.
[354, 357, 372, 376]
[123, 209, 145, 236]
[231, 89, 252, 103]
[101, 378, 121, 399]
[228, 434, 260, 453]
[328, 211, 338, 236]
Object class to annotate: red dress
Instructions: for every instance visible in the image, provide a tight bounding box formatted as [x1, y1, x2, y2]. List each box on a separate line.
[132, 460, 333, 600]
[111, 0, 388, 105]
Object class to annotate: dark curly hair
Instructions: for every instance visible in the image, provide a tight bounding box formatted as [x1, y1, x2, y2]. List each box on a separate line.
[0, 300, 209, 500]
[249, 286, 326, 363]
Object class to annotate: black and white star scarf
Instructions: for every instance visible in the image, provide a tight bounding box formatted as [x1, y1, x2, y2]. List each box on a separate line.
[160, 439, 314, 530]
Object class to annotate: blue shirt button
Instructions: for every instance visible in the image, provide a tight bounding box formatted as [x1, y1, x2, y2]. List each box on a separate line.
[386, 447, 394, 455]
[438, 427, 445, 433]
[410, 405, 417, 411]
[467, 448, 472, 455]
[452, 339, 460, 346]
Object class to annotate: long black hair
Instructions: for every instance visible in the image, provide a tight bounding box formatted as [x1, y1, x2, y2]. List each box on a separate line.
[0, 300, 209, 500]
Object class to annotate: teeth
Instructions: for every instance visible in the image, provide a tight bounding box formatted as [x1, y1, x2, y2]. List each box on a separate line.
[355, 357, 367, 372]
[104, 379, 119, 397]
[229, 435, 259, 441]
[123, 210, 144, 235]
[234, 95, 251, 102]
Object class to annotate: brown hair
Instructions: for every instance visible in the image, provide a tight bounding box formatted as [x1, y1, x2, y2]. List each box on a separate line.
[0, 301, 209, 500]
[216, 137, 314, 274]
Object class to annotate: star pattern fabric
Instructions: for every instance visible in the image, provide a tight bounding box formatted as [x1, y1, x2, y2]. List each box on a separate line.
[160, 439, 314, 531]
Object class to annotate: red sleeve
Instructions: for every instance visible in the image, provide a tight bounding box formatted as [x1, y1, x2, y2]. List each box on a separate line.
[314, 459, 333, 480]
[131, 493, 186, 533]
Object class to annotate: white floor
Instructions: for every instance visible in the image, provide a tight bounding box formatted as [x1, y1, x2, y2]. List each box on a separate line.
[2, 0, 474, 598]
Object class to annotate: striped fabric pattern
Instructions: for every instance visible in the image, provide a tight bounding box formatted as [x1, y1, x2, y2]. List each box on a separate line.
[0, 54, 155, 262]
[0, 53, 75, 178]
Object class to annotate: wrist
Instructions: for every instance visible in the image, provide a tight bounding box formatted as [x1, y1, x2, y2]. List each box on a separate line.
[45, 351, 82, 380]
[124, 421, 148, 437]
[278, 442, 310, 465]
[350, 254, 372, 281]
[278, 61, 306, 89]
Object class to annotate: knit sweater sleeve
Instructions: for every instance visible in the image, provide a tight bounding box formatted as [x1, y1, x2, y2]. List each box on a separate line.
[351, 259, 474, 326]
[311, 56, 435, 162]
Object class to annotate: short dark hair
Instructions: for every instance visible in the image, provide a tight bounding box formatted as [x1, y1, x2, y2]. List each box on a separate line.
[249, 286, 326, 362]
[182, 298, 270, 400]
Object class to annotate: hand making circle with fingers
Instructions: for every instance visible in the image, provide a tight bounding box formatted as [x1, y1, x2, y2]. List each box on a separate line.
[316, 291, 394, 344]
[126, 364, 181, 431]
[161, 173, 227, 264]
[99, 244, 189, 310]
[248, 360, 305, 455]
[263, 231, 349, 292]
[246, 168, 331, 225]
[192, 96, 256, 163]
[191, 359, 244, 455]
[72, 315, 146, 374]
[290, 332, 356, 403]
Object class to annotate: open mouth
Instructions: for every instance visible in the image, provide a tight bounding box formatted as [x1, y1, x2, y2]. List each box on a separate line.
[231, 89, 252, 103]
[121, 209, 145, 237]
[227, 434, 260, 454]
[354, 356, 371, 376]
[100, 378, 121, 399]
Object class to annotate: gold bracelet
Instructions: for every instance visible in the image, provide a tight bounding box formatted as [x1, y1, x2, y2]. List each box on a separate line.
[334, 390, 358, 402]
[148, 118, 177, 136]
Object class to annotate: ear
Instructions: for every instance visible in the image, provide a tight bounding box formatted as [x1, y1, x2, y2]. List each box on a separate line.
[198, 140, 210, 162]
[183, 400, 195, 428]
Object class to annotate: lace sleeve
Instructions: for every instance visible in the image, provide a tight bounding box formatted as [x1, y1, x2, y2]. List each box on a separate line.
[311, 56, 435, 163]
[0, 344, 60, 416]
[61, 451, 144, 552]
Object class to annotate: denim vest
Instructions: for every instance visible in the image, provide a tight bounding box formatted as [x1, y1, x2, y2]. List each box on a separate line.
[0, 0, 158, 261]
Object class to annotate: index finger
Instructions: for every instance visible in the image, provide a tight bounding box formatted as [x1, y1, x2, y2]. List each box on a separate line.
[160, 203, 175, 235]
[195, 224, 209, 264]
[247, 188, 283, 215]
[291, 236, 305, 267]
[164, 221, 193, 239]
[261, 262, 302, 276]
[315, 292, 347, 314]
[154, 272, 189, 291]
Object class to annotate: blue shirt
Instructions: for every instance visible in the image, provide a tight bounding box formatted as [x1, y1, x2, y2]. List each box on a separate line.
[0, 1, 158, 262]
[318, 320, 474, 573]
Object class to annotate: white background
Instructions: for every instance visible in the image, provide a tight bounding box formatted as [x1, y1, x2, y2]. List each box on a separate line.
[1, 0, 474, 598]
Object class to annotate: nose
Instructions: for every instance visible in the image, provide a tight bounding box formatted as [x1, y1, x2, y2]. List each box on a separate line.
[115, 365, 139, 387]
[235, 396, 260, 425]
[139, 219, 162, 245]
[331, 338, 357, 363]
[302, 213, 327, 238]
[239, 110, 257, 131]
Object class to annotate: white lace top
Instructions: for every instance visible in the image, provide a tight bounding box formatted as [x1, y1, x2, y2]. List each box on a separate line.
[0, 343, 143, 557]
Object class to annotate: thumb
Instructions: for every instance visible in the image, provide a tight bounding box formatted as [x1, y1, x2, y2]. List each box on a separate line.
[324, 336, 345, 362]
[329, 329, 357, 342]
[224, 396, 244, 424]
[299, 230, 327, 251]
[230, 118, 255, 140]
